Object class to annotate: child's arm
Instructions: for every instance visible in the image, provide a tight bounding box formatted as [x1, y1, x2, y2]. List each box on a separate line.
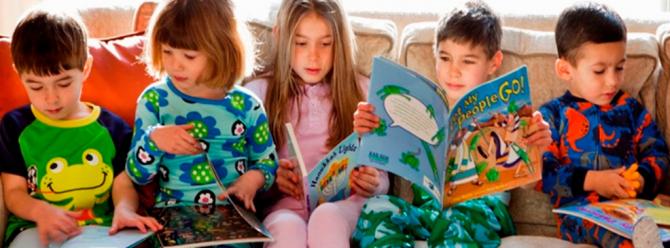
[1, 173, 82, 245]
[218, 98, 278, 211]
[125, 88, 198, 185]
[540, 104, 593, 206]
[109, 172, 163, 234]
[630, 104, 670, 199]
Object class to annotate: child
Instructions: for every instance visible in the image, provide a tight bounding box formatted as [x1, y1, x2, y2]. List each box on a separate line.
[126, 0, 277, 214]
[541, 2, 669, 247]
[352, 1, 552, 247]
[0, 7, 161, 247]
[244, 0, 389, 247]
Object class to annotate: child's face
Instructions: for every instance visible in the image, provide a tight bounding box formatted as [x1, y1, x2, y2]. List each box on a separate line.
[291, 11, 333, 84]
[435, 39, 501, 104]
[556, 41, 626, 106]
[20, 68, 86, 120]
[161, 44, 209, 90]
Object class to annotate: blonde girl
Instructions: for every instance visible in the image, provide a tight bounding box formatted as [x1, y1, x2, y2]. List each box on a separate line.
[245, 0, 389, 247]
[126, 0, 278, 233]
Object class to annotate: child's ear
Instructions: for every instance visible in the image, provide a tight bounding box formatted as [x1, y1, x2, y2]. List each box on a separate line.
[83, 55, 93, 80]
[555, 58, 572, 81]
[488, 50, 503, 75]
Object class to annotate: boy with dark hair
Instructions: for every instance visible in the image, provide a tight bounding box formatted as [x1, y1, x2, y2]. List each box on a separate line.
[352, 1, 551, 247]
[0, 7, 161, 246]
[541, 2, 669, 247]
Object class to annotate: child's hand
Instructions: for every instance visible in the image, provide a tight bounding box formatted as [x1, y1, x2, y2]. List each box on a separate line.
[35, 205, 82, 246]
[276, 159, 303, 200]
[218, 170, 265, 212]
[350, 166, 380, 198]
[109, 204, 163, 235]
[524, 111, 551, 150]
[584, 168, 635, 199]
[149, 124, 201, 155]
[353, 102, 379, 136]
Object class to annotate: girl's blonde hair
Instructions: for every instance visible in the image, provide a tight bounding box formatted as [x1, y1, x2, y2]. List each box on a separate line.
[263, 0, 362, 150]
[144, 0, 254, 90]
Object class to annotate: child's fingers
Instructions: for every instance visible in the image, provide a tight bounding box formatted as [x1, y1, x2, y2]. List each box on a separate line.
[279, 159, 295, 170]
[524, 129, 552, 148]
[359, 166, 379, 177]
[357, 101, 374, 112]
[354, 115, 380, 129]
[177, 123, 195, 131]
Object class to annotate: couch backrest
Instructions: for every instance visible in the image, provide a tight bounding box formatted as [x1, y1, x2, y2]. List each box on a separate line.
[399, 22, 661, 118]
[656, 23, 670, 194]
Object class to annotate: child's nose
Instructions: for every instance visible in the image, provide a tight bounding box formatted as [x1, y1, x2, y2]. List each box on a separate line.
[44, 88, 59, 105]
[605, 72, 620, 88]
[308, 45, 320, 60]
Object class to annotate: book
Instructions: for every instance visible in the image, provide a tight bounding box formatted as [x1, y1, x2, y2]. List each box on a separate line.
[146, 151, 273, 248]
[149, 204, 273, 248]
[48, 225, 152, 248]
[284, 122, 360, 212]
[357, 57, 542, 206]
[553, 199, 670, 241]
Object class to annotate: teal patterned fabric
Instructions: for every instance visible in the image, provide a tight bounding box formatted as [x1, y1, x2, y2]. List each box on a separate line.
[353, 185, 514, 248]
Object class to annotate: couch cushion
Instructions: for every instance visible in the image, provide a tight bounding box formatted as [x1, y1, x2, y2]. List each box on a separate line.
[400, 22, 660, 113]
[0, 32, 153, 125]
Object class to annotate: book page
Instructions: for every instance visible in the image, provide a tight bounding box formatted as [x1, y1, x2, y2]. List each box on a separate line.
[53, 225, 152, 248]
[358, 57, 449, 204]
[150, 205, 272, 248]
[554, 199, 670, 241]
[444, 66, 542, 206]
[305, 133, 359, 212]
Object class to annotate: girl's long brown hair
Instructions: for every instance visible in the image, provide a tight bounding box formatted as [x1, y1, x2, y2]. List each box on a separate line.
[263, 0, 363, 150]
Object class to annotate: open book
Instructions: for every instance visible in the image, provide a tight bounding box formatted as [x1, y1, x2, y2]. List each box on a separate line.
[285, 123, 359, 212]
[553, 199, 670, 241]
[357, 57, 542, 206]
[147, 152, 273, 248]
[46, 225, 152, 248]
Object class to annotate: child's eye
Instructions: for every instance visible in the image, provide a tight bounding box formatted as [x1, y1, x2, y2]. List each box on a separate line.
[593, 70, 605, 75]
[615, 66, 624, 71]
[439, 56, 450, 62]
[29, 86, 43, 91]
[463, 60, 475, 65]
[58, 82, 71, 88]
[321, 42, 332, 47]
[162, 49, 172, 55]
[295, 41, 307, 47]
[184, 54, 196, 60]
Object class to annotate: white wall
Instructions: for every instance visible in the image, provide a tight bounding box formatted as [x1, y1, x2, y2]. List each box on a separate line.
[0, 0, 43, 36]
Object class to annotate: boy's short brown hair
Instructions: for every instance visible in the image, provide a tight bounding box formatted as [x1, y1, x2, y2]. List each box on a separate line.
[555, 2, 626, 64]
[435, 0, 501, 58]
[11, 8, 88, 76]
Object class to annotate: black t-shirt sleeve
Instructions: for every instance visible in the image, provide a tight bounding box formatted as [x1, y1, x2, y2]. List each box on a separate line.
[0, 106, 35, 178]
[98, 108, 132, 177]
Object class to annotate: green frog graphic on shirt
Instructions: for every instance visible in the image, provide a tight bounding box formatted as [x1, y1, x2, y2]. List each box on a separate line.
[33, 148, 113, 225]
